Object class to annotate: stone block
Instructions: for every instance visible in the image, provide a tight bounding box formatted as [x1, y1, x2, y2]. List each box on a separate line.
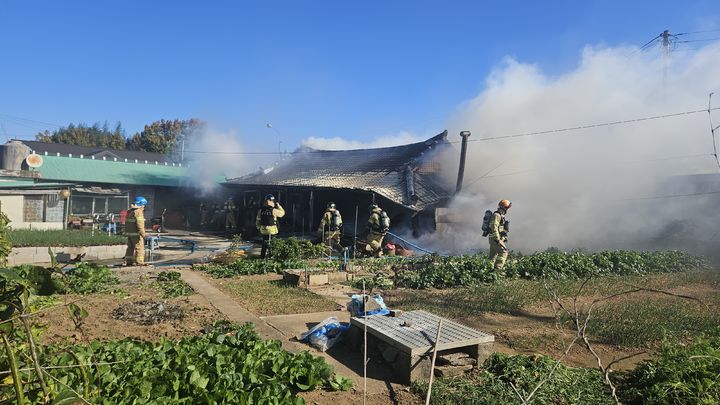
[326, 271, 348, 283]
[468, 342, 494, 365]
[437, 352, 477, 366]
[434, 364, 473, 378]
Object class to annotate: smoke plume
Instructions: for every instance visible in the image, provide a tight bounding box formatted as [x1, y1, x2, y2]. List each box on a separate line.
[433, 43, 720, 257]
[303, 131, 424, 150]
[184, 128, 258, 194]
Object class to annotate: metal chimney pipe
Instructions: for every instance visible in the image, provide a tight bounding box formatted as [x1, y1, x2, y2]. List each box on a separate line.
[455, 131, 471, 193]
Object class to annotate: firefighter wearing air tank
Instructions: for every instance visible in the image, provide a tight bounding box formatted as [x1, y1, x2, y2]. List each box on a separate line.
[487, 199, 512, 270]
[224, 197, 238, 233]
[125, 196, 148, 266]
[318, 202, 343, 251]
[365, 204, 390, 257]
[256, 194, 285, 259]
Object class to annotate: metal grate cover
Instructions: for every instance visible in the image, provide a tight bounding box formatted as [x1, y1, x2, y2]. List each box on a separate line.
[351, 310, 494, 356]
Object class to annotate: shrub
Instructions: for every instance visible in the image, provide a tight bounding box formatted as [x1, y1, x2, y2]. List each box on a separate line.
[621, 336, 720, 404]
[269, 237, 325, 262]
[414, 352, 613, 404]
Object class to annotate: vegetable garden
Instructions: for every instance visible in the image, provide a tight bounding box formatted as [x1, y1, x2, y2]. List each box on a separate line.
[1, 225, 718, 404]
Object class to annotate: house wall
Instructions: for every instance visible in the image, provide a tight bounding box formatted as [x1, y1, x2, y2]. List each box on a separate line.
[0, 194, 64, 230]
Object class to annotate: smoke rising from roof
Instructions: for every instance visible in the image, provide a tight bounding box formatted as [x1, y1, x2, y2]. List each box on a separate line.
[302, 131, 424, 150]
[432, 43, 720, 256]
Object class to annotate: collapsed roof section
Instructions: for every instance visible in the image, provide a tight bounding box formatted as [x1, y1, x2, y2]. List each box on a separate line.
[226, 131, 453, 211]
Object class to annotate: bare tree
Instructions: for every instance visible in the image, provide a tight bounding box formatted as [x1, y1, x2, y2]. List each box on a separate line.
[508, 277, 706, 405]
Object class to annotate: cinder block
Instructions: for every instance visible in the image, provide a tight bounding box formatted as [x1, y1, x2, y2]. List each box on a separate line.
[327, 272, 348, 283]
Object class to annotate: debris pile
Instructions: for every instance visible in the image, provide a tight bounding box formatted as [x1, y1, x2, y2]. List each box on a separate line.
[111, 299, 184, 325]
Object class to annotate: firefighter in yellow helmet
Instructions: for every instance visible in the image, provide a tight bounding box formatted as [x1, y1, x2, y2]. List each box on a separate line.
[489, 199, 511, 270]
[365, 204, 389, 257]
[125, 196, 148, 266]
[256, 194, 285, 259]
[318, 202, 343, 252]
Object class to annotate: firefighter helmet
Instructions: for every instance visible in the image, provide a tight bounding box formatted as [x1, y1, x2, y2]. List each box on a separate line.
[498, 199, 512, 209]
[264, 194, 275, 201]
[133, 196, 148, 207]
[368, 203, 379, 212]
[327, 202, 336, 210]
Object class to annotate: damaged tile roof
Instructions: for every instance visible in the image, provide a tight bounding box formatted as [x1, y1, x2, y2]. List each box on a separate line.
[226, 131, 453, 211]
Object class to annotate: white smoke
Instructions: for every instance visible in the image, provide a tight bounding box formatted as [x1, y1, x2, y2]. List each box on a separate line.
[302, 131, 425, 150]
[184, 128, 259, 194]
[433, 43, 720, 255]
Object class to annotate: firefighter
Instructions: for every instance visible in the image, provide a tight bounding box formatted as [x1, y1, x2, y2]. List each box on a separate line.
[199, 202, 209, 229]
[489, 199, 512, 270]
[365, 204, 389, 257]
[224, 197, 238, 233]
[318, 202, 343, 252]
[125, 196, 147, 266]
[256, 194, 285, 258]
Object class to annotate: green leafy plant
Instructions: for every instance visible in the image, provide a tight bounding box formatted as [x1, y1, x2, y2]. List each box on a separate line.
[414, 352, 613, 404]
[620, 336, 720, 404]
[0, 322, 350, 403]
[386, 250, 706, 289]
[154, 271, 194, 298]
[62, 262, 120, 295]
[8, 229, 126, 247]
[269, 237, 325, 262]
[196, 258, 307, 278]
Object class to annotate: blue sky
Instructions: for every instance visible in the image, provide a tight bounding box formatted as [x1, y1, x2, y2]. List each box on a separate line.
[1, 0, 718, 151]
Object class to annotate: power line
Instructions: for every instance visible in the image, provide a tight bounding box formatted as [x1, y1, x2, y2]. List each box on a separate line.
[678, 37, 720, 44]
[618, 189, 720, 201]
[182, 106, 720, 154]
[455, 107, 720, 143]
[683, 28, 720, 35]
[0, 113, 63, 129]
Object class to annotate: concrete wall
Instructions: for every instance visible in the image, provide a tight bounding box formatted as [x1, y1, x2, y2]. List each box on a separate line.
[0, 195, 23, 225]
[0, 195, 64, 230]
[7, 244, 126, 266]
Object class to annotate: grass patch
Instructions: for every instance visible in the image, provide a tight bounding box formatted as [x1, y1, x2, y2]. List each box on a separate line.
[414, 352, 613, 404]
[220, 278, 338, 316]
[388, 271, 720, 348]
[387, 271, 720, 317]
[587, 293, 720, 347]
[8, 229, 126, 247]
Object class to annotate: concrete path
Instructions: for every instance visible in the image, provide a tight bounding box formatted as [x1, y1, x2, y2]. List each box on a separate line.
[178, 269, 397, 395]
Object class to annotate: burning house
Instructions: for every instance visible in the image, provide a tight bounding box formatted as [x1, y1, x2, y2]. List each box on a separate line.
[224, 131, 455, 236]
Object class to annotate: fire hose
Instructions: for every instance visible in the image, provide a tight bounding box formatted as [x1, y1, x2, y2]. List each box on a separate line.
[385, 231, 435, 255]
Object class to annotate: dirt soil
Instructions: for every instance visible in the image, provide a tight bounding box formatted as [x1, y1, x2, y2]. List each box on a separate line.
[309, 280, 718, 371]
[36, 266, 226, 345]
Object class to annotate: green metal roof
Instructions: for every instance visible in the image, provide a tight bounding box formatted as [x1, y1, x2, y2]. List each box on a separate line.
[0, 179, 75, 189]
[37, 155, 190, 187]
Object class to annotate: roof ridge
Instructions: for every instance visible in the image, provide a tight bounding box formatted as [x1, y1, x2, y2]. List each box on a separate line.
[294, 130, 449, 154]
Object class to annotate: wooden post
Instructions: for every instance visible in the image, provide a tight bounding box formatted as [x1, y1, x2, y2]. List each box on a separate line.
[425, 319, 443, 405]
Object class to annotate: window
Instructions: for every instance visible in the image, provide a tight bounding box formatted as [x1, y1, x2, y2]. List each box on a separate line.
[108, 197, 127, 214]
[71, 196, 93, 215]
[71, 195, 128, 216]
[93, 197, 107, 214]
[23, 195, 65, 223]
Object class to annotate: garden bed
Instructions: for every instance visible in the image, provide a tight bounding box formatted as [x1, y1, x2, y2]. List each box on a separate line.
[8, 229, 126, 247]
